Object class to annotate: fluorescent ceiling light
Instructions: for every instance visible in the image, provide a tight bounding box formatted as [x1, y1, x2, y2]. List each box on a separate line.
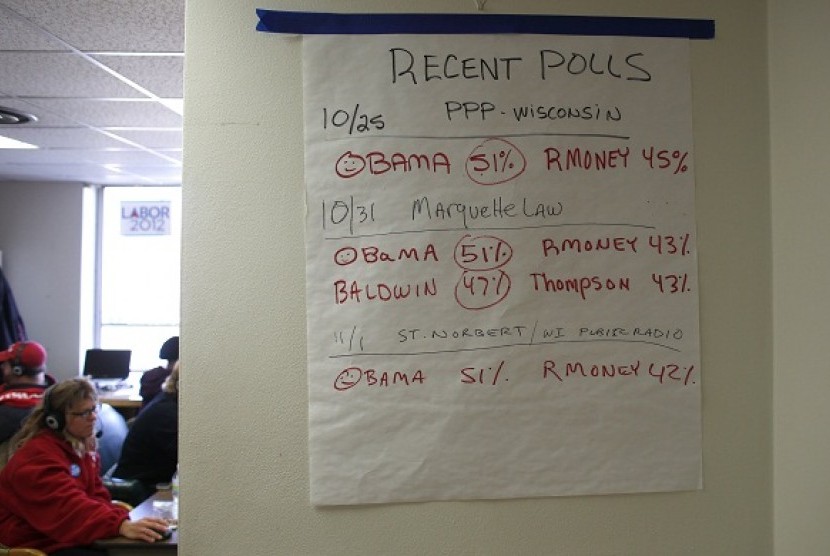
[159, 99, 184, 115]
[0, 135, 38, 149]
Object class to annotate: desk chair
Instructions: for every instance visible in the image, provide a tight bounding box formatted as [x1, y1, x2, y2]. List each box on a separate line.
[102, 468, 149, 508]
[97, 403, 129, 473]
[96, 403, 146, 506]
[0, 545, 47, 556]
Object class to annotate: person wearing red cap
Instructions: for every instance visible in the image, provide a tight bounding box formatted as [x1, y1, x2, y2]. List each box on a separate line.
[0, 341, 56, 451]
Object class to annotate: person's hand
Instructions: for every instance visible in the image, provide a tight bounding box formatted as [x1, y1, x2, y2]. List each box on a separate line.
[118, 517, 171, 542]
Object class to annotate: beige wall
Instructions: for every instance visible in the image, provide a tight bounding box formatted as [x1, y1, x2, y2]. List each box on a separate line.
[770, 0, 830, 554]
[0, 181, 85, 378]
[182, 1, 774, 554]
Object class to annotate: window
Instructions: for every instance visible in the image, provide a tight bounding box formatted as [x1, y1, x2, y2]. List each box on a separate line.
[82, 185, 181, 371]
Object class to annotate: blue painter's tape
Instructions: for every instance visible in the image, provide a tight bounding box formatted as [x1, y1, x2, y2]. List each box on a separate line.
[256, 10, 714, 39]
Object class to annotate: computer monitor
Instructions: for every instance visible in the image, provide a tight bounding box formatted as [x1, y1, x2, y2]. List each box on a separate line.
[82, 349, 132, 380]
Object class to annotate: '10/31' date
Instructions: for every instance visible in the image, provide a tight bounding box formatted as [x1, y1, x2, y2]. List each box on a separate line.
[321, 198, 375, 234]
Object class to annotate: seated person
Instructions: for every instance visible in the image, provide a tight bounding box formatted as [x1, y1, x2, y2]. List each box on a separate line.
[114, 362, 179, 501]
[0, 378, 170, 555]
[0, 341, 56, 464]
[139, 336, 178, 409]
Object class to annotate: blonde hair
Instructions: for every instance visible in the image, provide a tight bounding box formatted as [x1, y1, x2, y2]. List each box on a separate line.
[162, 360, 179, 394]
[10, 377, 98, 456]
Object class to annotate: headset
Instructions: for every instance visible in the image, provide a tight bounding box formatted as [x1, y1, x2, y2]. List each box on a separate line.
[42, 384, 65, 432]
[42, 382, 104, 437]
[11, 341, 28, 377]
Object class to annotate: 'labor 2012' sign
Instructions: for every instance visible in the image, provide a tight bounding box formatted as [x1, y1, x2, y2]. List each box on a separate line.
[120, 201, 172, 235]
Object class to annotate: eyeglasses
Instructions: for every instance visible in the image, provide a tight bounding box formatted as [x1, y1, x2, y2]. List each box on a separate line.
[68, 405, 99, 419]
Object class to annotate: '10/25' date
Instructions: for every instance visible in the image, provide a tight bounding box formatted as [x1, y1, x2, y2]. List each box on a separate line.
[322, 105, 385, 135]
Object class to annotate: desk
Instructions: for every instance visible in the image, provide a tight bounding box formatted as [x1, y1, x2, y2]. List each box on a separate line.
[99, 388, 143, 419]
[93, 490, 178, 555]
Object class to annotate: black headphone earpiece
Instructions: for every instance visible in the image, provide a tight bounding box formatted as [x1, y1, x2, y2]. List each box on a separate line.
[11, 342, 27, 376]
[42, 385, 65, 432]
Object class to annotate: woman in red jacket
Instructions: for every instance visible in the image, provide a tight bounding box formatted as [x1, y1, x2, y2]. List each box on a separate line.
[0, 378, 170, 555]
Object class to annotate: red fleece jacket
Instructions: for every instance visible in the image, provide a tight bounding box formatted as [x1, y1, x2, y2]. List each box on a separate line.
[0, 430, 129, 552]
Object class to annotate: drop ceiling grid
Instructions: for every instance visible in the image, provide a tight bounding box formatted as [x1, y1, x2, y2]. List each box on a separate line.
[0, 0, 184, 185]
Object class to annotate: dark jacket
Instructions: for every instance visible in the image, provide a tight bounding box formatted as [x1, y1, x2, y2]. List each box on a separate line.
[139, 365, 172, 409]
[0, 267, 27, 350]
[113, 391, 178, 494]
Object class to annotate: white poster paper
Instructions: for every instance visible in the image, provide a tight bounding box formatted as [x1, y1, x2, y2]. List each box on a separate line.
[303, 34, 701, 505]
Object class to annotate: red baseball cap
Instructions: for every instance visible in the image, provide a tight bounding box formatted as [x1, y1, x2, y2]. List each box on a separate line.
[0, 341, 48, 370]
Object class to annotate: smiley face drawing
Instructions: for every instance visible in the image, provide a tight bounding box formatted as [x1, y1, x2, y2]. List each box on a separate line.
[334, 367, 362, 391]
[333, 246, 358, 266]
[335, 151, 366, 178]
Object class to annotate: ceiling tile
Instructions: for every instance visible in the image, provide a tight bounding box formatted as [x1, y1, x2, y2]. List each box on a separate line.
[119, 166, 182, 181]
[0, 6, 69, 51]
[16, 98, 182, 128]
[0, 0, 184, 52]
[153, 149, 182, 163]
[0, 148, 178, 167]
[0, 163, 101, 182]
[0, 0, 184, 185]
[92, 55, 184, 98]
[109, 129, 183, 149]
[0, 161, 180, 185]
[0, 98, 73, 126]
[82, 150, 181, 168]
[0, 52, 145, 98]
[0, 149, 96, 164]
